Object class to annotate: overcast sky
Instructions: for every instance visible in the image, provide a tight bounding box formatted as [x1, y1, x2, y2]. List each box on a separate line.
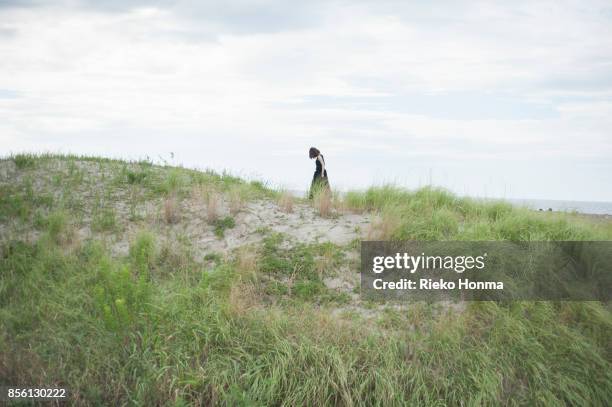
[1, 1, 611, 201]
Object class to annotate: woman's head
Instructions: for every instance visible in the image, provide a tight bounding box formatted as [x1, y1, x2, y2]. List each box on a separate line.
[309, 147, 320, 159]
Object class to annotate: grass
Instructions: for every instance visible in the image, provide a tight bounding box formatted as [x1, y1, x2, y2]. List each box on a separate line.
[0, 154, 611, 405]
[234, 245, 259, 278]
[347, 185, 610, 241]
[206, 192, 220, 223]
[0, 183, 53, 223]
[123, 162, 152, 186]
[254, 233, 351, 305]
[228, 184, 250, 215]
[92, 207, 118, 232]
[12, 153, 36, 169]
[163, 194, 179, 224]
[278, 190, 294, 213]
[204, 251, 222, 261]
[312, 187, 332, 217]
[2, 233, 610, 405]
[213, 216, 236, 238]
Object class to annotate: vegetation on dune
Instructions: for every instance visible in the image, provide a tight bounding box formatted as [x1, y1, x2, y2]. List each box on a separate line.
[213, 216, 236, 238]
[0, 154, 611, 405]
[1, 233, 610, 405]
[350, 184, 611, 241]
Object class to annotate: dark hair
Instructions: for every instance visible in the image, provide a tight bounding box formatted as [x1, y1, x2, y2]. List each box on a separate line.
[309, 147, 320, 158]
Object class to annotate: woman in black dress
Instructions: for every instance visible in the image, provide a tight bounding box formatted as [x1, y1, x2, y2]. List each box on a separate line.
[309, 147, 330, 198]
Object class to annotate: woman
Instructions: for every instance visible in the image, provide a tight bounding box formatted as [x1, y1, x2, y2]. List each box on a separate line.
[309, 147, 330, 198]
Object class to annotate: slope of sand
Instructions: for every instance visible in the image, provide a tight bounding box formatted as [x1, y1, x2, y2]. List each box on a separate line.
[105, 193, 373, 258]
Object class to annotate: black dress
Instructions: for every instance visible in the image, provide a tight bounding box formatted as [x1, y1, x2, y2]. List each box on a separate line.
[309, 154, 330, 198]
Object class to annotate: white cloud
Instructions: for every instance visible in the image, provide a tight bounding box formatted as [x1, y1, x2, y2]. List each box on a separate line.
[0, 1, 611, 200]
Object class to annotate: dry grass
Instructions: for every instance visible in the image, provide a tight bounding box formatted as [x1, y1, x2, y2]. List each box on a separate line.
[235, 245, 259, 280]
[207, 192, 220, 223]
[158, 239, 192, 277]
[315, 248, 335, 279]
[278, 191, 294, 213]
[191, 184, 215, 203]
[163, 195, 179, 224]
[228, 186, 245, 215]
[191, 184, 223, 222]
[313, 188, 332, 217]
[228, 281, 259, 315]
[61, 227, 80, 252]
[230, 244, 261, 314]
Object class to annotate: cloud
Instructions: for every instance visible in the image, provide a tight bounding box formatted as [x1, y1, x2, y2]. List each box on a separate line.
[0, 1, 611, 200]
[291, 92, 560, 120]
[0, 0, 331, 34]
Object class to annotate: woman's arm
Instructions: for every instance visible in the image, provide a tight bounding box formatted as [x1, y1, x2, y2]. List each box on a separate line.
[318, 155, 325, 177]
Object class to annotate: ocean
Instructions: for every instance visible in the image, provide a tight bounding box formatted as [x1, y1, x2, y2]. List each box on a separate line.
[507, 199, 612, 216]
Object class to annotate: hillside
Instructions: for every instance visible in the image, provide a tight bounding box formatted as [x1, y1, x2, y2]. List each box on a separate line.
[1, 154, 611, 405]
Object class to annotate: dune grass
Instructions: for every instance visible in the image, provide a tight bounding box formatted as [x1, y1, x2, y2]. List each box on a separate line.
[0, 155, 611, 405]
[1, 233, 610, 405]
[350, 185, 611, 241]
[277, 190, 294, 213]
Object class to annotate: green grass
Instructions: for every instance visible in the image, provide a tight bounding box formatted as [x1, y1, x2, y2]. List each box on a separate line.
[1, 234, 610, 405]
[92, 207, 118, 232]
[349, 185, 611, 241]
[123, 162, 152, 185]
[204, 252, 223, 264]
[253, 233, 347, 304]
[213, 216, 236, 238]
[0, 155, 610, 405]
[0, 183, 54, 224]
[12, 153, 37, 169]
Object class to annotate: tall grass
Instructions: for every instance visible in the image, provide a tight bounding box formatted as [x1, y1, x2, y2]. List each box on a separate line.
[278, 190, 294, 213]
[12, 153, 37, 169]
[1, 235, 610, 405]
[347, 185, 606, 241]
[206, 192, 220, 223]
[163, 194, 179, 224]
[312, 188, 332, 217]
